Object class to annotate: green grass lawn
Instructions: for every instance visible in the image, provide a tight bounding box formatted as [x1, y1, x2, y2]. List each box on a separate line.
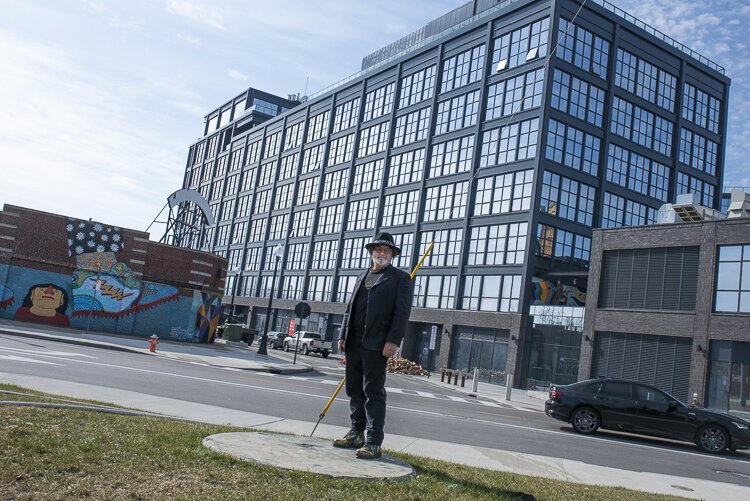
[0, 384, 683, 501]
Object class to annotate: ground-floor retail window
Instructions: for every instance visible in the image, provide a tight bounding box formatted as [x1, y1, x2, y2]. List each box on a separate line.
[450, 326, 509, 384]
[707, 340, 750, 418]
[524, 306, 583, 389]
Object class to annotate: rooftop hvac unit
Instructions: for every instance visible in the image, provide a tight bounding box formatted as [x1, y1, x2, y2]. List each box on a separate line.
[727, 188, 750, 219]
[657, 193, 726, 224]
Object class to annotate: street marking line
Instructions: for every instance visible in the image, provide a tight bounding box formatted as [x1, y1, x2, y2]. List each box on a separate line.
[0, 346, 97, 359]
[0, 354, 61, 365]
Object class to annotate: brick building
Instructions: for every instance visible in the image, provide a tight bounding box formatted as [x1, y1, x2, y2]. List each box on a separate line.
[0, 204, 227, 343]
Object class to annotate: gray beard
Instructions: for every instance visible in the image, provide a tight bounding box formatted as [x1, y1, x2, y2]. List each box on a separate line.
[372, 257, 391, 268]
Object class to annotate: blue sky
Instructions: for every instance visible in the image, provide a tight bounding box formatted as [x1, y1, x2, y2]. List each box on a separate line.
[0, 0, 748, 235]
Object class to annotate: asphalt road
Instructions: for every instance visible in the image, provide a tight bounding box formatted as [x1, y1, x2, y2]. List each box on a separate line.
[1, 333, 749, 488]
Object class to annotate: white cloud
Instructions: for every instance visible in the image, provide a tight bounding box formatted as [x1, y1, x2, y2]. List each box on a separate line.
[176, 33, 201, 45]
[227, 68, 248, 81]
[165, 1, 225, 31]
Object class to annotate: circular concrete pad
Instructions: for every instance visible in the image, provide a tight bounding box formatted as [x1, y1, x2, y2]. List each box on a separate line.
[203, 432, 414, 481]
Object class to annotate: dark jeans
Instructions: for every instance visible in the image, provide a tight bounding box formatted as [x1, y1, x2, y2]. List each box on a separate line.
[344, 339, 388, 446]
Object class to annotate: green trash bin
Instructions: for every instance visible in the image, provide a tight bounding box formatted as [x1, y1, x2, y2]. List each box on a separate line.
[224, 324, 243, 342]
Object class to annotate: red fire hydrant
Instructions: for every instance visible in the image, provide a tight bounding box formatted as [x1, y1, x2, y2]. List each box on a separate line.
[149, 334, 159, 353]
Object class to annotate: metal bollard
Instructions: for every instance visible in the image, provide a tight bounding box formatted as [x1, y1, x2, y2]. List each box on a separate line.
[461, 373, 466, 387]
[441, 369, 446, 382]
[454, 373, 458, 386]
[469, 368, 479, 397]
[505, 373, 513, 401]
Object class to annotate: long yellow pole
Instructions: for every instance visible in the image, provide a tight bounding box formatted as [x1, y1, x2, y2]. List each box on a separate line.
[310, 242, 435, 437]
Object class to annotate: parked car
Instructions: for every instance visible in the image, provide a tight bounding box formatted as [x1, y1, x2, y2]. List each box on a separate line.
[283, 331, 332, 357]
[267, 332, 286, 350]
[544, 378, 750, 454]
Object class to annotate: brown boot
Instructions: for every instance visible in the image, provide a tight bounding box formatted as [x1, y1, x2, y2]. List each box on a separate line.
[355, 443, 382, 459]
[332, 430, 365, 449]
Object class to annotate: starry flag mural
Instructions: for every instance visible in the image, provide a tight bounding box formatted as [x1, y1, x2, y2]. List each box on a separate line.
[66, 218, 125, 256]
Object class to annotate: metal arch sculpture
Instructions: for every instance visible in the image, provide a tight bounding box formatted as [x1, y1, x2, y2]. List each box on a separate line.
[147, 189, 215, 249]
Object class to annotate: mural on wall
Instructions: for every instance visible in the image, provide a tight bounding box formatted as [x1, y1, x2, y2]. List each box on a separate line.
[195, 292, 222, 343]
[71, 255, 178, 318]
[0, 284, 14, 310]
[13, 283, 71, 327]
[531, 277, 587, 307]
[67, 219, 124, 256]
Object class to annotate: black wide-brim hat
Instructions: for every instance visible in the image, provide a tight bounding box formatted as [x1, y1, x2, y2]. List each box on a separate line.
[365, 232, 401, 256]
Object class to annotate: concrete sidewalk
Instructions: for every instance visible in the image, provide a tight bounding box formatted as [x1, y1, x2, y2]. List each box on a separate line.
[0, 319, 312, 374]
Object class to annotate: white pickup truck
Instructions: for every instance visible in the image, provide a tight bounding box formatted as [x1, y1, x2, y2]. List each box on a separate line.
[283, 331, 332, 358]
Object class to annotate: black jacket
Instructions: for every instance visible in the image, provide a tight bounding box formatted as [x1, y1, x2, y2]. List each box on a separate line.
[339, 264, 414, 351]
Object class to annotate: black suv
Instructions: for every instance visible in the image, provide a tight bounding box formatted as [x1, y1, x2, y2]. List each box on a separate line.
[267, 332, 286, 350]
[545, 378, 750, 454]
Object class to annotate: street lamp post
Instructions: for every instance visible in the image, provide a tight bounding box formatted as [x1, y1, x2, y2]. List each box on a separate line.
[258, 244, 283, 355]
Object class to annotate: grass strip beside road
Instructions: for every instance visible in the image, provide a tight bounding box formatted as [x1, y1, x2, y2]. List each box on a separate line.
[0, 384, 683, 501]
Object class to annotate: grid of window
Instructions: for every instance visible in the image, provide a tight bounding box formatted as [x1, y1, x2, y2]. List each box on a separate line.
[556, 18, 608, 79]
[188, 167, 200, 187]
[388, 149, 425, 186]
[462, 275, 521, 312]
[382, 190, 420, 227]
[480, 118, 539, 167]
[391, 233, 415, 269]
[206, 134, 219, 159]
[246, 139, 262, 165]
[435, 90, 480, 135]
[283, 122, 303, 151]
[307, 275, 333, 302]
[215, 156, 228, 178]
[493, 17, 550, 73]
[279, 153, 298, 181]
[240, 167, 256, 192]
[347, 197, 379, 230]
[317, 204, 344, 234]
[715, 246, 750, 313]
[424, 181, 467, 221]
[467, 222, 528, 266]
[306, 111, 330, 143]
[601, 192, 656, 228]
[676, 172, 716, 208]
[237, 195, 251, 218]
[244, 246, 262, 271]
[286, 243, 309, 270]
[682, 83, 721, 134]
[299, 144, 324, 174]
[228, 249, 242, 271]
[653, 116, 673, 157]
[263, 131, 281, 159]
[328, 133, 355, 166]
[486, 68, 545, 121]
[341, 237, 369, 268]
[332, 97, 361, 133]
[535, 224, 591, 263]
[254, 189, 271, 213]
[210, 179, 223, 202]
[296, 176, 319, 206]
[441, 44, 486, 92]
[311, 240, 339, 269]
[399, 65, 437, 108]
[322, 169, 349, 200]
[550, 69, 605, 127]
[268, 214, 288, 240]
[363, 83, 395, 122]
[605, 144, 669, 202]
[220, 201, 234, 221]
[610, 97, 674, 156]
[540, 171, 595, 225]
[241, 275, 257, 296]
[352, 159, 384, 194]
[192, 142, 205, 166]
[336, 275, 359, 303]
[258, 161, 276, 186]
[248, 218, 266, 242]
[679, 128, 718, 176]
[280, 275, 304, 300]
[216, 224, 230, 247]
[418, 229, 463, 267]
[230, 147, 243, 171]
[474, 170, 533, 216]
[413, 275, 457, 309]
[614, 48, 678, 113]
[429, 135, 474, 178]
[290, 209, 315, 237]
[273, 183, 293, 210]
[393, 107, 431, 147]
[225, 174, 239, 196]
[358, 121, 390, 157]
[231, 221, 246, 245]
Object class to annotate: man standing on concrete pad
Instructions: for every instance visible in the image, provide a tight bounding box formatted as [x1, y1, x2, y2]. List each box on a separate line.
[333, 232, 414, 459]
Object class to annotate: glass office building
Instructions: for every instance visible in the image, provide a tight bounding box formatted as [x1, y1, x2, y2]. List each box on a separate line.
[175, 0, 729, 388]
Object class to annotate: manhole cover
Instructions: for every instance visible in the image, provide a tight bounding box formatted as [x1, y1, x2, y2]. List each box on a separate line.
[715, 470, 750, 480]
[670, 485, 694, 492]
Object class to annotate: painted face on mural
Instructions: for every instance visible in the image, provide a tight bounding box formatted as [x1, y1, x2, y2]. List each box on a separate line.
[30, 285, 65, 316]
